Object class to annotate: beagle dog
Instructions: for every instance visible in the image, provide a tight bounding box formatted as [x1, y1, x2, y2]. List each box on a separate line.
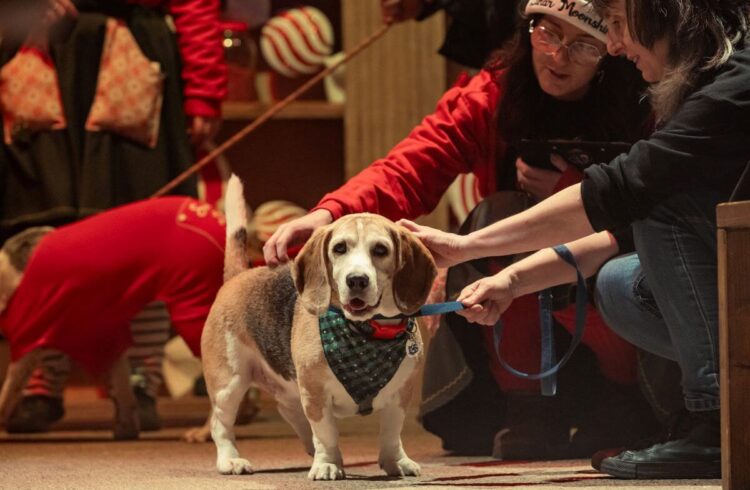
[202, 175, 437, 479]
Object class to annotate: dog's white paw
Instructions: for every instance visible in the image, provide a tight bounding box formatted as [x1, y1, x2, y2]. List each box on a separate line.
[308, 462, 345, 480]
[217, 457, 254, 475]
[380, 457, 421, 477]
[182, 426, 211, 443]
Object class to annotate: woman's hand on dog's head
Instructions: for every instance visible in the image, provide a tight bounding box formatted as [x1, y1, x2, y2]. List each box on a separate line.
[263, 209, 333, 267]
[396, 220, 471, 269]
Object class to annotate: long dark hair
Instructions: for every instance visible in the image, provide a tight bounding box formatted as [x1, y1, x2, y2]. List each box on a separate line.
[592, 0, 750, 121]
[490, 13, 650, 148]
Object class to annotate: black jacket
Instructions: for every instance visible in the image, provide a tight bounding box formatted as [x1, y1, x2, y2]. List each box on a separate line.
[582, 47, 750, 231]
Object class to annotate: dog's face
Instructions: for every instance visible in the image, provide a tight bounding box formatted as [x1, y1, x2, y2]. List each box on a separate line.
[292, 214, 437, 320]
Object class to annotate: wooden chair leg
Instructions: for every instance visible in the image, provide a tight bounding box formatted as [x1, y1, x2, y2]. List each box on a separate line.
[717, 205, 750, 490]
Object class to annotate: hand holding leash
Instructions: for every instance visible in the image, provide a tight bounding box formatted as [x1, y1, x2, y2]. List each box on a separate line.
[456, 273, 515, 326]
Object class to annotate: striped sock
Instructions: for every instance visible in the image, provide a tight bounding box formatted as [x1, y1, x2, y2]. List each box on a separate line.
[127, 301, 171, 399]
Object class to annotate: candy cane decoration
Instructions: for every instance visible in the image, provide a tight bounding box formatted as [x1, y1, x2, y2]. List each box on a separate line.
[260, 7, 334, 78]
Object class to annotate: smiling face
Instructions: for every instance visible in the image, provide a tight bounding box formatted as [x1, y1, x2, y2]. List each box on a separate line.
[531, 15, 606, 101]
[327, 215, 399, 320]
[601, 0, 669, 82]
[292, 214, 437, 321]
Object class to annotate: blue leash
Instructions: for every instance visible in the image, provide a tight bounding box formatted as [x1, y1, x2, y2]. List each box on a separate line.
[331, 244, 586, 398]
[334, 300, 465, 321]
[492, 244, 588, 396]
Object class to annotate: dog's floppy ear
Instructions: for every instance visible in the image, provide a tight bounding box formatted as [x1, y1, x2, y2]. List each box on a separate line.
[291, 225, 333, 315]
[391, 226, 437, 315]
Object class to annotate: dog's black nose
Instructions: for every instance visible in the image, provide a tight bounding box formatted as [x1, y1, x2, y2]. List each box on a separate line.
[346, 274, 369, 291]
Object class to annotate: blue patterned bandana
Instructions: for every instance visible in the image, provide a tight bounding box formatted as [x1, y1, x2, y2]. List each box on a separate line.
[319, 308, 418, 415]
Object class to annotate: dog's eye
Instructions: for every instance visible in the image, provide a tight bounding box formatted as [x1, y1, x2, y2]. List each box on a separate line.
[372, 244, 389, 257]
[333, 242, 347, 255]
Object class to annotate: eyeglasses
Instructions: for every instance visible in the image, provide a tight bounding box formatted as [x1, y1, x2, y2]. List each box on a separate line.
[529, 21, 604, 66]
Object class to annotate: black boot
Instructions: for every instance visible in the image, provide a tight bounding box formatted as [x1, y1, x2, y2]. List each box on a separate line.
[568, 380, 659, 459]
[599, 409, 720, 479]
[590, 409, 693, 471]
[589, 350, 684, 470]
[493, 393, 570, 460]
[6, 395, 65, 433]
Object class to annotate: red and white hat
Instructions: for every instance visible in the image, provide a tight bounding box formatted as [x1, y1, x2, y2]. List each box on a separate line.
[525, 0, 609, 43]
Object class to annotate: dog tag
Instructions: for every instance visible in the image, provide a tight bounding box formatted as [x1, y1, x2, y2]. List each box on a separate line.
[406, 335, 421, 357]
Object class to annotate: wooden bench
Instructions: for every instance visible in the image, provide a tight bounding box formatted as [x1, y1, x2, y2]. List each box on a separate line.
[717, 200, 750, 490]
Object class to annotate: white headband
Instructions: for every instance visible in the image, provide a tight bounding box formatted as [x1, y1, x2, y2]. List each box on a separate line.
[525, 0, 609, 43]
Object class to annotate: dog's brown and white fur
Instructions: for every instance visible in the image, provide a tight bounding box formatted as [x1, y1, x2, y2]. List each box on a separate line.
[202, 175, 437, 479]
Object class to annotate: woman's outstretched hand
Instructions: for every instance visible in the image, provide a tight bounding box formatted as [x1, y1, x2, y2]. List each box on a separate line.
[263, 209, 333, 266]
[397, 219, 470, 268]
[456, 273, 514, 326]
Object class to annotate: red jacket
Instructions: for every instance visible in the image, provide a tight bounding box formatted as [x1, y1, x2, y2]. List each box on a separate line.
[315, 70, 582, 220]
[0, 197, 225, 374]
[315, 71, 503, 220]
[132, 0, 227, 118]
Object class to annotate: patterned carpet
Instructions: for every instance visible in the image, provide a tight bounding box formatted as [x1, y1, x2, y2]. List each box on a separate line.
[0, 395, 721, 490]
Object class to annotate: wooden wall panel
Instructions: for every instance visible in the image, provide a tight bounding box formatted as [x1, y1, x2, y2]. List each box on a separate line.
[342, 1, 448, 229]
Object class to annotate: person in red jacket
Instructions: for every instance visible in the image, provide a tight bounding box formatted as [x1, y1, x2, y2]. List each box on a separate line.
[0, 197, 225, 426]
[0, 0, 226, 430]
[264, 0, 655, 459]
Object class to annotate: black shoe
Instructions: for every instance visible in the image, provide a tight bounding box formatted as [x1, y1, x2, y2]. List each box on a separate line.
[599, 410, 720, 479]
[134, 387, 161, 431]
[568, 381, 659, 459]
[492, 394, 570, 460]
[6, 395, 64, 433]
[591, 408, 694, 471]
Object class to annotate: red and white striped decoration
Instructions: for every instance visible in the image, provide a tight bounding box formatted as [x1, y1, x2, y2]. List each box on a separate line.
[260, 6, 334, 78]
[253, 200, 308, 242]
[447, 173, 482, 224]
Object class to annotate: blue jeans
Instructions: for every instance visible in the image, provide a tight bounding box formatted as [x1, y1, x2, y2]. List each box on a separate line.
[595, 192, 723, 412]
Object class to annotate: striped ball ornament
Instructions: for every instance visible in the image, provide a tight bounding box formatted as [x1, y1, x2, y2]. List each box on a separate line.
[253, 200, 308, 242]
[447, 173, 482, 224]
[260, 6, 334, 78]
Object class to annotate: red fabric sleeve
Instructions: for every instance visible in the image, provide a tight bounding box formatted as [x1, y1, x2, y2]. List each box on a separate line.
[313, 70, 502, 221]
[167, 0, 228, 118]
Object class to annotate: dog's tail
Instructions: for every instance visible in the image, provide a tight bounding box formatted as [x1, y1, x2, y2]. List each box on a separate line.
[224, 174, 251, 282]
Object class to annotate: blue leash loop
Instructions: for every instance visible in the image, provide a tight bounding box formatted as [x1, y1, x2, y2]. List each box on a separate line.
[492, 244, 588, 396]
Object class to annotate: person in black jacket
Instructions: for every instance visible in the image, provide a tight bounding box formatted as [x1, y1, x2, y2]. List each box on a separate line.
[380, 0, 520, 68]
[400, 0, 750, 480]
